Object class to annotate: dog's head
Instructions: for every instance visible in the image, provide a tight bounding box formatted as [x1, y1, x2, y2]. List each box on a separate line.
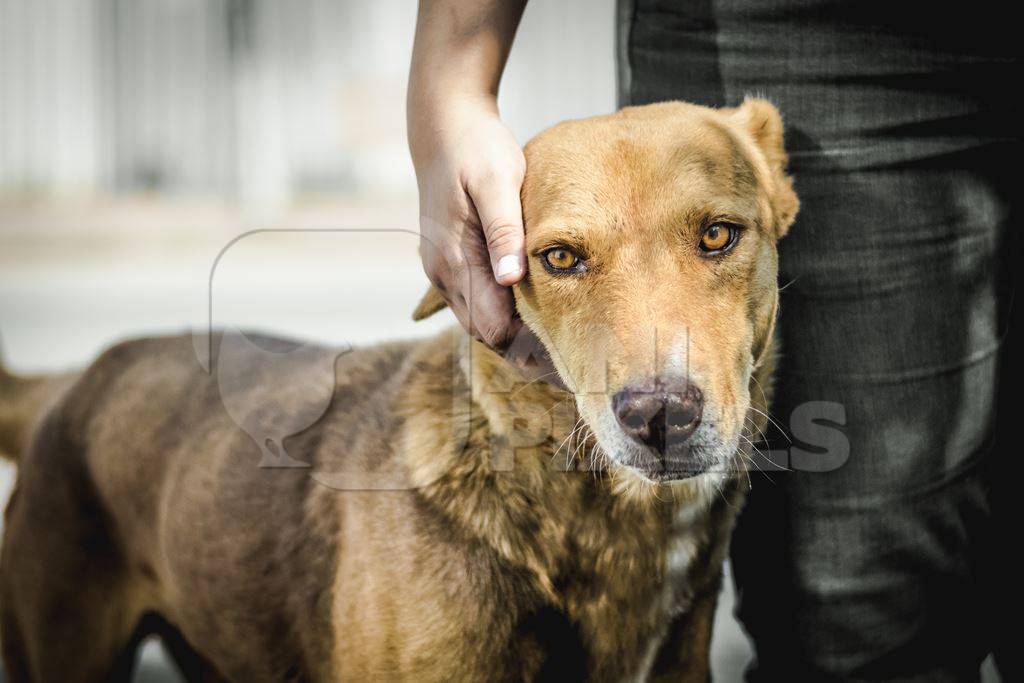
[417, 100, 797, 484]
[514, 99, 796, 483]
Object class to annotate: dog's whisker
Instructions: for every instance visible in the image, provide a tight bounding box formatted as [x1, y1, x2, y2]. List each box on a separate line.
[742, 416, 770, 448]
[565, 418, 588, 470]
[651, 480, 669, 504]
[748, 375, 791, 445]
[539, 396, 572, 419]
[571, 426, 593, 466]
[746, 404, 790, 444]
[734, 450, 754, 491]
[508, 371, 563, 398]
[710, 476, 738, 510]
[737, 433, 789, 480]
[552, 416, 585, 468]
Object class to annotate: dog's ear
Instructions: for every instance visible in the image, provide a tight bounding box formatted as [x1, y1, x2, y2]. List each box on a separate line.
[412, 285, 448, 321]
[729, 98, 799, 238]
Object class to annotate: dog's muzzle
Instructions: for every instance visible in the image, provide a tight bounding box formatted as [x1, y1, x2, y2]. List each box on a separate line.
[612, 376, 707, 479]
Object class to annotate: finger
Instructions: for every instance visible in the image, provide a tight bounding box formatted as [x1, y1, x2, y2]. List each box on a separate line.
[425, 250, 506, 347]
[468, 173, 526, 286]
[462, 263, 522, 350]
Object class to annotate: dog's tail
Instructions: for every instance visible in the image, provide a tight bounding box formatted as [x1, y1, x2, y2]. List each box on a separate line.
[0, 341, 75, 463]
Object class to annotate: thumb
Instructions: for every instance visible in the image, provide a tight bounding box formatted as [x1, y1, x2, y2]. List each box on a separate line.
[470, 175, 526, 286]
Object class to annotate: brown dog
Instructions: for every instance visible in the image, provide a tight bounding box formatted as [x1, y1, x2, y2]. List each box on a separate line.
[0, 99, 796, 682]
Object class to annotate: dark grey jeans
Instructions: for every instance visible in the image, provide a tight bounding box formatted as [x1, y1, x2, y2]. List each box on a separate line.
[617, 1, 1021, 680]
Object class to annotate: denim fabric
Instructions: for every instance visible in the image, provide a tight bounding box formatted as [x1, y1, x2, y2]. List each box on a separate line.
[618, 1, 1021, 680]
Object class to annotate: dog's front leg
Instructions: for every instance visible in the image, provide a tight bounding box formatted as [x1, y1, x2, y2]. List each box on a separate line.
[646, 588, 718, 683]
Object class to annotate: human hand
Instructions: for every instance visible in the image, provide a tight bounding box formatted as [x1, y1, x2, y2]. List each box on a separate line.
[409, 95, 526, 350]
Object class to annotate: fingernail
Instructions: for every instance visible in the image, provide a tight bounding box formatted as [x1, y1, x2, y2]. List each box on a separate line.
[495, 254, 521, 280]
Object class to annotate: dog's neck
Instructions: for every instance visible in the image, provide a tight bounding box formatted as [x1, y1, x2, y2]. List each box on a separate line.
[466, 338, 581, 467]
[399, 330, 760, 600]
[395, 329, 755, 678]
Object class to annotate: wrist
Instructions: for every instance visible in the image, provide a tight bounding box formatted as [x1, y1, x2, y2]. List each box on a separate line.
[407, 87, 499, 160]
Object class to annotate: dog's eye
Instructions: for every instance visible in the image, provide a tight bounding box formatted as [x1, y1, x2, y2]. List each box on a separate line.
[541, 247, 583, 273]
[699, 223, 739, 253]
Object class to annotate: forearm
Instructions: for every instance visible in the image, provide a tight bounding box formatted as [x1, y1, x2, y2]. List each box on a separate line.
[408, 0, 527, 148]
[406, 0, 529, 348]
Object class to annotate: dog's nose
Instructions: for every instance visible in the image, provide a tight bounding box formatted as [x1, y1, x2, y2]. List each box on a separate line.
[612, 380, 703, 452]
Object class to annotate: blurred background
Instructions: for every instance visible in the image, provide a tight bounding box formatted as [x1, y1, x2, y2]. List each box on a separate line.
[0, 1, 872, 681]
[0, 0, 617, 367]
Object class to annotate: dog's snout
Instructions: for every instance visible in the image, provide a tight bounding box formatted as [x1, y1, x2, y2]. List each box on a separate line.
[613, 380, 703, 452]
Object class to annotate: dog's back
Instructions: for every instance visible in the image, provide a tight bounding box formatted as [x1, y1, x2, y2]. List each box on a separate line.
[0, 332, 418, 681]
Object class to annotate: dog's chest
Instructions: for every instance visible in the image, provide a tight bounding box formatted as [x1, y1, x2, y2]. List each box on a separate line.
[663, 498, 716, 606]
[560, 497, 717, 681]
[633, 504, 716, 679]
